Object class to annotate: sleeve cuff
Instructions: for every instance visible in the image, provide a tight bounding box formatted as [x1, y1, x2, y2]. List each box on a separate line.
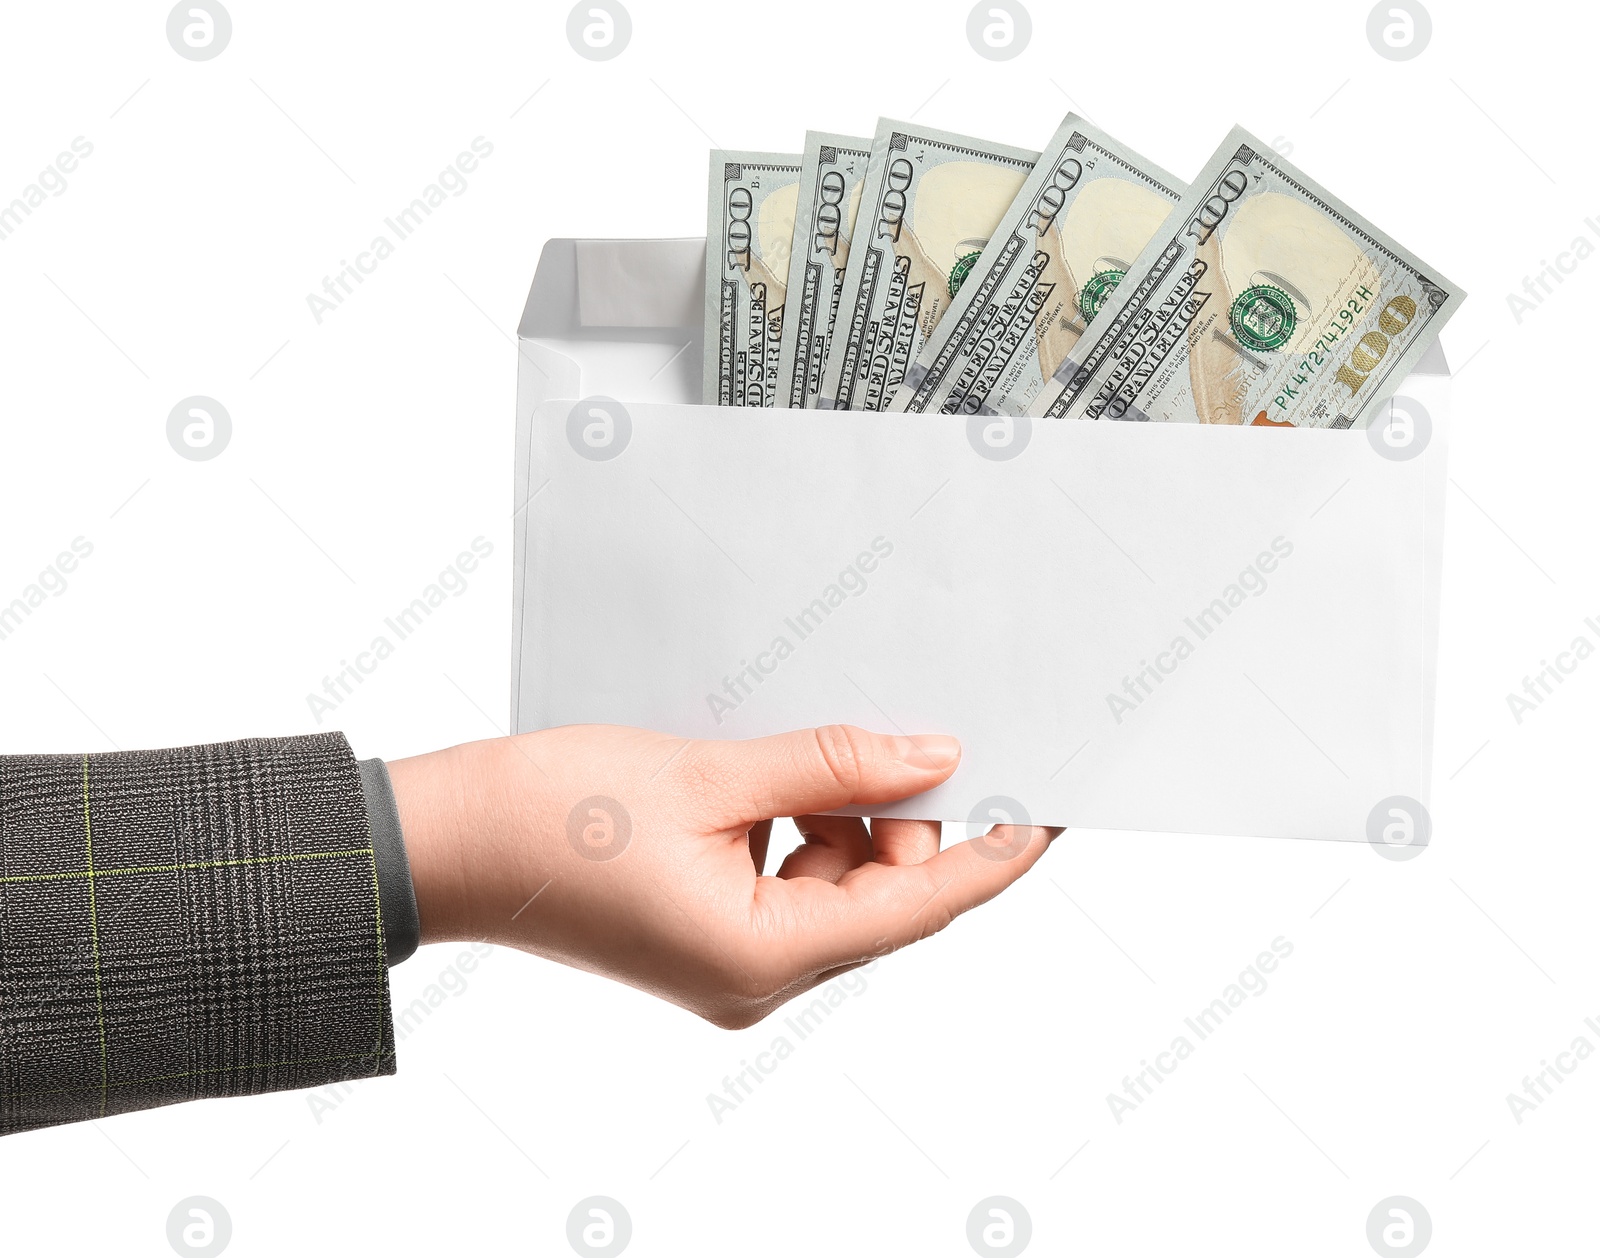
[0, 733, 397, 1136]
[357, 758, 421, 967]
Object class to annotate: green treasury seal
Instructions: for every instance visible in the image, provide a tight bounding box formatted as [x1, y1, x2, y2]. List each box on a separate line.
[948, 250, 983, 297]
[1077, 268, 1126, 322]
[1229, 285, 1297, 352]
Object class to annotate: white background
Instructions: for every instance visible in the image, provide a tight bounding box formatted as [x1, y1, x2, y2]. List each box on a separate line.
[0, 1, 1593, 1254]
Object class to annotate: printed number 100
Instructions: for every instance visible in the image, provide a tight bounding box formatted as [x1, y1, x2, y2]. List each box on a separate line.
[1334, 295, 1418, 396]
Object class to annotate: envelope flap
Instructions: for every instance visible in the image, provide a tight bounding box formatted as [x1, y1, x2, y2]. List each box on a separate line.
[518, 238, 705, 340]
[1410, 338, 1450, 376]
[577, 239, 704, 328]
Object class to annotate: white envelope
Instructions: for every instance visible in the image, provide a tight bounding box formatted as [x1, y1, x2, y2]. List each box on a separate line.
[512, 238, 1451, 842]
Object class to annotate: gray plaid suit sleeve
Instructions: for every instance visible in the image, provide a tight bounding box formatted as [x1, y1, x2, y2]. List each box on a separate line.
[0, 732, 397, 1136]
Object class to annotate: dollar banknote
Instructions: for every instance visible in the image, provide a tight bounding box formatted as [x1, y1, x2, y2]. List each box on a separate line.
[1026, 125, 1464, 427]
[774, 132, 872, 408]
[703, 151, 803, 406]
[889, 115, 1183, 416]
[815, 120, 1038, 411]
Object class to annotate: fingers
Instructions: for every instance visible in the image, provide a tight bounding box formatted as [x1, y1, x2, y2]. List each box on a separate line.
[683, 725, 961, 826]
[779, 815, 874, 883]
[762, 825, 1060, 976]
[869, 817, 942, 867]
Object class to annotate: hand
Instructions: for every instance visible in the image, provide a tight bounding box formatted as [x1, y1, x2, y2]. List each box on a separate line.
[388, 724, 1058, 1029]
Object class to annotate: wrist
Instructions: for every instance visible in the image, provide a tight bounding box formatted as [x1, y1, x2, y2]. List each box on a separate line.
[387, 742, 480, 946]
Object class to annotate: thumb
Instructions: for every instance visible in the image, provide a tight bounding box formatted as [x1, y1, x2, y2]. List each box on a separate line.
[685, 724, 961, 825]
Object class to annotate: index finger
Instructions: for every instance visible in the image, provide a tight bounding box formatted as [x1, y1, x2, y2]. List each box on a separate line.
[752, 825, 1061, 975]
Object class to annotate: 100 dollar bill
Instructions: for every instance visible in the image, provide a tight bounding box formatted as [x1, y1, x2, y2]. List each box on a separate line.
[816, 120, 1038, 411]
[703, 151, 803, 406]
[774, 132, 872, 409]
[889, 115, 1184, 416]
[1027, 126, 1464, 427]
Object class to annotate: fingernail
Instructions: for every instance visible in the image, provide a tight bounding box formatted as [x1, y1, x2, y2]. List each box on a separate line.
[894, 734, 960, 770]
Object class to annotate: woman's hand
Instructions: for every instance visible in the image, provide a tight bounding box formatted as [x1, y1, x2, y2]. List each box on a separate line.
[389, 724, 1057, 1029]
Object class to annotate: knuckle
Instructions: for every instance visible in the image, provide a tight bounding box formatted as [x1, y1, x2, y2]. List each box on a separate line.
[914, 873, 958, 940]
[701, 969, 785, 1031]
[919, 903, 956, 941]
[695, 940, 789, 1030]
[704, 1004, 760, 1031]
[810, 724, 869, 794]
